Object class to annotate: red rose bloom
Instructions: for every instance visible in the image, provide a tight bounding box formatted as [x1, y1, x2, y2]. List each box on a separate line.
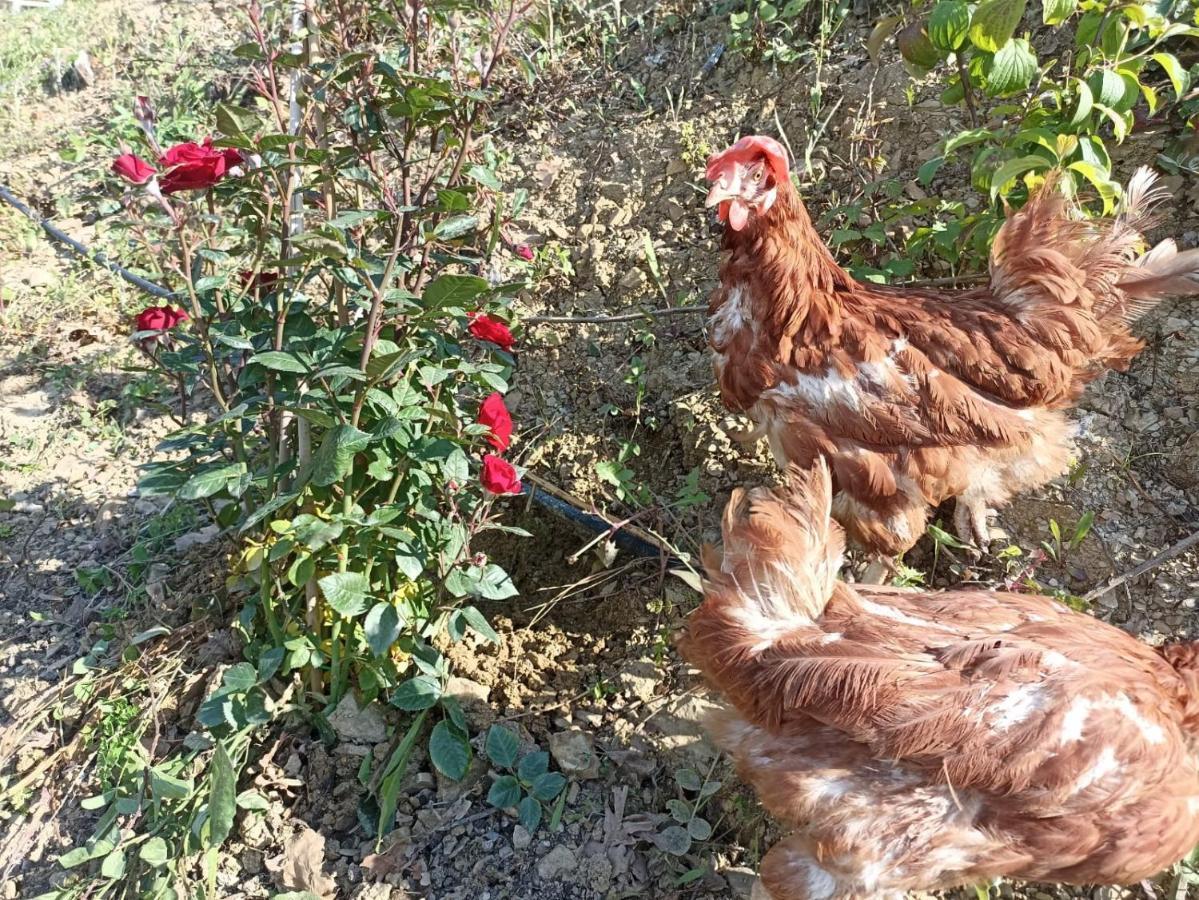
[468, 312, 515, 351]
[481, 454, 521, 495]
[239, 270, 279, 294]
[112, 153, 157, 186]
[135, 306, 189, 332]
[158, 138, 229, 194]
[221, 147, 244, 170]
[478, 392, 513, 452]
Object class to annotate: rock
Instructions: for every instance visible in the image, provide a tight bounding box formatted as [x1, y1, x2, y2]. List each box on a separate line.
[597, 181, 628, 203]
[646, 694, 721, 762]
[618, 267, 647, 291]
[328, 692, 388, 744]
[549, 729, 600, 779]
[174, 524, 220, 554]
[536, 845, 577, 880]
[725, 867, 760, 899]
[616, 660, 657, 703]
[512, 824, 532, 850]
[606, 205, 633, 229]
[445, 676, 494, 727]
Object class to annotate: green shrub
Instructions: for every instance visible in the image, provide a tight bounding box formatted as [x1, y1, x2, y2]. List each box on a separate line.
[51, 1, 538, 894]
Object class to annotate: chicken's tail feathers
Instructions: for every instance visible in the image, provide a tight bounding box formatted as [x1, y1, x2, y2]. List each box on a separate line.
[681, 460, 843, 672]
[1119, 165, 1172, 231]
[1108, 238, 1199, 320]
[991, 166, 1197, 328]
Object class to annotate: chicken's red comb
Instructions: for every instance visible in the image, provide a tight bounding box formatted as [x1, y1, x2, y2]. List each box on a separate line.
[705, 135, 790, 183]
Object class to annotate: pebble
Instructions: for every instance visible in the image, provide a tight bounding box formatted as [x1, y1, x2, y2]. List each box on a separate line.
[512, 824, 532, 850]
[536, 845, 577, 880]
[328, 692, 388, 745]
[548, 729, 600, 779]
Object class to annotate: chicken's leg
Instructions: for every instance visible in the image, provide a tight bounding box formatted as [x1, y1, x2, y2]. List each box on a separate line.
[953, 497, 992, 555]
[858, 553, 897, 585]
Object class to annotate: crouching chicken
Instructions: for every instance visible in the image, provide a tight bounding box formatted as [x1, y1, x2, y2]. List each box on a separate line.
[704, 135, 1199, 577]
[679, 460, 1199, 899]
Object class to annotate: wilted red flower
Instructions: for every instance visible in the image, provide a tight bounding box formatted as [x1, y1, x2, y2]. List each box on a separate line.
[112, 153, 157, 186]
[159, 138, 229, 193]
[239, 270, 279, 294]
[478, 392, 513, 452]
[468, 312, 515, 351]
[513, 243, 534, 262]
[135, 306, 189, 332]
[481, 454, 521, 495]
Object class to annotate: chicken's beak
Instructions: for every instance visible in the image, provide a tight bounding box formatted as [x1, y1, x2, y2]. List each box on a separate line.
[705, 170, 743, 208]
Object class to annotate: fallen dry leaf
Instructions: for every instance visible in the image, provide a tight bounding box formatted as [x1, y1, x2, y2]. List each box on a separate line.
[267, 827, 337, 899]
[361, 833, 411, 880]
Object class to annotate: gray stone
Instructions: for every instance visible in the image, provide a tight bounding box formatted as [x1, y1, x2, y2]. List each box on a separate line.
[536, 845, 577, 880]
[512, 824, 532, 850]
[328, 692, 388, 745]
[724, 867, 760, 899]
[549, 729, 600, 779]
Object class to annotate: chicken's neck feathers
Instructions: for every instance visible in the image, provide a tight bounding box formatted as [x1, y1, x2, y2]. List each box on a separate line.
[720, 184, 855, 345]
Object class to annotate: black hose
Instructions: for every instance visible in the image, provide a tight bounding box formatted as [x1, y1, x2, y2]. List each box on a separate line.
[0, 183, 177, 300]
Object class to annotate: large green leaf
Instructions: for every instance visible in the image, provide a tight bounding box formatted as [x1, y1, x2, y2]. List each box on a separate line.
[207, 742, 238, 848]
[1069, 77, 1094, 127]
[318, 571, 372, 617]
[929, 0, 970, 51]
[1088, 68, 1127, 107]
[250, 351, 309, 374]
[985, 38, 1037, 96]
[1152, 52, 1190, 100]
[423, 273, 490, 308]
[969, 0, 1027, 52]
[518, 795, 542, 832]
[487, 774, 522, 808]
[429, 721, 470, 780]
[178, 463, 244, 500]
[392, 675, 441, 710]
[989, 154, 1050, 199]
[1042, 0, 1075, 25]
[1068, 161, 1120, 212]
[485, 724, 520, 768]
[364, 602, 402, 657]
[312, 424, 371, 487]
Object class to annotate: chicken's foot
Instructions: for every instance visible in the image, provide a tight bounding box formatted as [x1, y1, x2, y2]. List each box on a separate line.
[858, 554, 897, 585]
[952, 497, 993, 557]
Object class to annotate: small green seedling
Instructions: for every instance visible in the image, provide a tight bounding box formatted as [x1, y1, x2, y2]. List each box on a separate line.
[484, 724, 568, 835]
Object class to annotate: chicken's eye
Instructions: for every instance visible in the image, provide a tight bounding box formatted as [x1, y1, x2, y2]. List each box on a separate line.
[751, 169, 763, 183]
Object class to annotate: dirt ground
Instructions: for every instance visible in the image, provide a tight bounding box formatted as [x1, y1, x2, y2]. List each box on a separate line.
[1, 0, 1197, 898]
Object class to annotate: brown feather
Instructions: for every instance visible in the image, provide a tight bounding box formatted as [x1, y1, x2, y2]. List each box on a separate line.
[679, 469, 1199, 897]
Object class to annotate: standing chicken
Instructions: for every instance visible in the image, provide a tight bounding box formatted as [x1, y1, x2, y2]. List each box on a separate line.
[704, 135, 1199, 577]
[679, 460, 1199, 898]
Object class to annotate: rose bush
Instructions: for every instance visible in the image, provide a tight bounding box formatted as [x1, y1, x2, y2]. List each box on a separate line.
[71, 0, 538, 891]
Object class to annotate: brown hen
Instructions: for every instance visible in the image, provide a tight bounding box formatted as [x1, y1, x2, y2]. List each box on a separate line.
[704, 135, 1199, 575]
[679, 460, 1199, 899]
